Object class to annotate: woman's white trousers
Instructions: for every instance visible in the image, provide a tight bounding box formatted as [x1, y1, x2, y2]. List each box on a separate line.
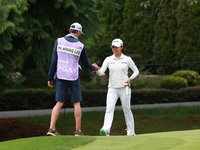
[101, 87, 135, 136]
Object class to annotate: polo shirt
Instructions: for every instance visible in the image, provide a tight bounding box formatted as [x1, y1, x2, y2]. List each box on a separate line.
[96, 54, 139, 88]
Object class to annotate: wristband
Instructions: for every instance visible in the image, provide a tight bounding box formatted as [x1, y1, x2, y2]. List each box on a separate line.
[130, 76, 134, 80]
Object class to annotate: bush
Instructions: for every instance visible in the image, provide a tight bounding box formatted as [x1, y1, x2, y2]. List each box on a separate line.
[172, 70, 199, 86]
[0, 88, 57, 111]
[160, 76, 188, 90]
[1, 87, 200, 111]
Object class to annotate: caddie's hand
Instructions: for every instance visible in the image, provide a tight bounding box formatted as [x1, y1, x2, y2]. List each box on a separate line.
[48, 81, 53, 88]
[92, 63, 100, 71]
[124, 78, 131, 86]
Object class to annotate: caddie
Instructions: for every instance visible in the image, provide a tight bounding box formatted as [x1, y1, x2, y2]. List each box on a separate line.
[47, 22, 99, 136]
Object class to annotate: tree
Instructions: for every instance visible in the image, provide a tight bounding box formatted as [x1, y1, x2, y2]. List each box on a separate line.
[95, 0, 200, 74]
[0, 0, 104, 91]
[152, 2, 179, 74]
[0, 0, 28, 92]
[175, 3, 200, 71]
[136, 0, 200, 74]
[139, 0, 199, 18]
[94, 0, 125, 63]
[121, 0, 156, 66]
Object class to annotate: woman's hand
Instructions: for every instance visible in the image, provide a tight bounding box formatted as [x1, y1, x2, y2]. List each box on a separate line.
[92, 63, 100, 71]
[124, 78, 131, 86]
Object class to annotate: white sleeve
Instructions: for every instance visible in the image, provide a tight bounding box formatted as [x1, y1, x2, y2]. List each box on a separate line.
[96, 57, 108, 76]
[128, 57, 139, 80]
[129, 65, 139, 80]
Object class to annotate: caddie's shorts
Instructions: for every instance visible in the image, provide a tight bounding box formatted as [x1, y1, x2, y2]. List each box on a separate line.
[55, 76, 82, 103]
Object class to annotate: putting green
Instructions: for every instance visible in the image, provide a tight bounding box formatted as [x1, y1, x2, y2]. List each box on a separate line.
[0, 129, 199, 150]
[73, 129, 200, 150]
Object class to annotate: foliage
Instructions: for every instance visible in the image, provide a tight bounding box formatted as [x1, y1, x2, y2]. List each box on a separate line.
[0, 88, 56, 111]
[172, 70, 199, 86]
[95, 0, 200, 75]
[0, 0, 104, 92]
[175, 4, 200, 72]
[2, 87, 200, 111]
[0, 0, 28, 92]
[152, 2, 179, 74]
[139, 0, 199, 17]
[94, 0, 125, 65]
[131, 75, 166, 89]
[122, 0, 155, 56]
[160, 76, 188, 90]
[20, 70, 48, 88]
[2, 0, 200, 91]
[140, 0, 200, 74]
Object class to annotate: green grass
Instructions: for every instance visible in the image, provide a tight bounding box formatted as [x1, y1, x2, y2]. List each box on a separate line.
[0, 136, 96, 150]
[18, 106, 200, 136]
[1, 130, 200, 150]
[1, 106, 200, 149]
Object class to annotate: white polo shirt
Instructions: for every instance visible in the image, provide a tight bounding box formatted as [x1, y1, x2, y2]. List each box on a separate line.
[96, 54, 139, 88]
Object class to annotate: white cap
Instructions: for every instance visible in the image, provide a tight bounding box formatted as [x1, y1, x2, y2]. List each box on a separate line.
[111, 38, 123, 47]
[70, 22, 84, 34]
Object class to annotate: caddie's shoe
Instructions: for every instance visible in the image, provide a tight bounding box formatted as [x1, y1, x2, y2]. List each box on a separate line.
[100, 129, 109, 136]
[75, 130, 84, 136]
[46, 128, 60, 136]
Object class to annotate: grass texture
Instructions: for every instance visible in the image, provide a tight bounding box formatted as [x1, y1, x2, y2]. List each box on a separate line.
[0, 106, 200, 149]
[18, 106, 200, 136]
[0, 129, 199, 150]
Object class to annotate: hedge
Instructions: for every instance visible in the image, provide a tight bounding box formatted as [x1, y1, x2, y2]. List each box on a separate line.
[0, 87, 200, 111]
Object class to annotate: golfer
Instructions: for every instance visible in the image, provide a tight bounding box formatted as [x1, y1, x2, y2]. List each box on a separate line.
[96, 38, 139, 136]
[47, 22, 99, 136]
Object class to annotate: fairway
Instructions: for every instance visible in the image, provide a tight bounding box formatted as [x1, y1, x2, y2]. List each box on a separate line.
[0, 129, 199, 150]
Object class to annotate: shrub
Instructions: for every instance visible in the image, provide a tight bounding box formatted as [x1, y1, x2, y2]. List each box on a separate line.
[172, 70, 199, 86]
[1, 87, 200, 111]
[160, 76, 188, 90]
[0, 88, 56, 111]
